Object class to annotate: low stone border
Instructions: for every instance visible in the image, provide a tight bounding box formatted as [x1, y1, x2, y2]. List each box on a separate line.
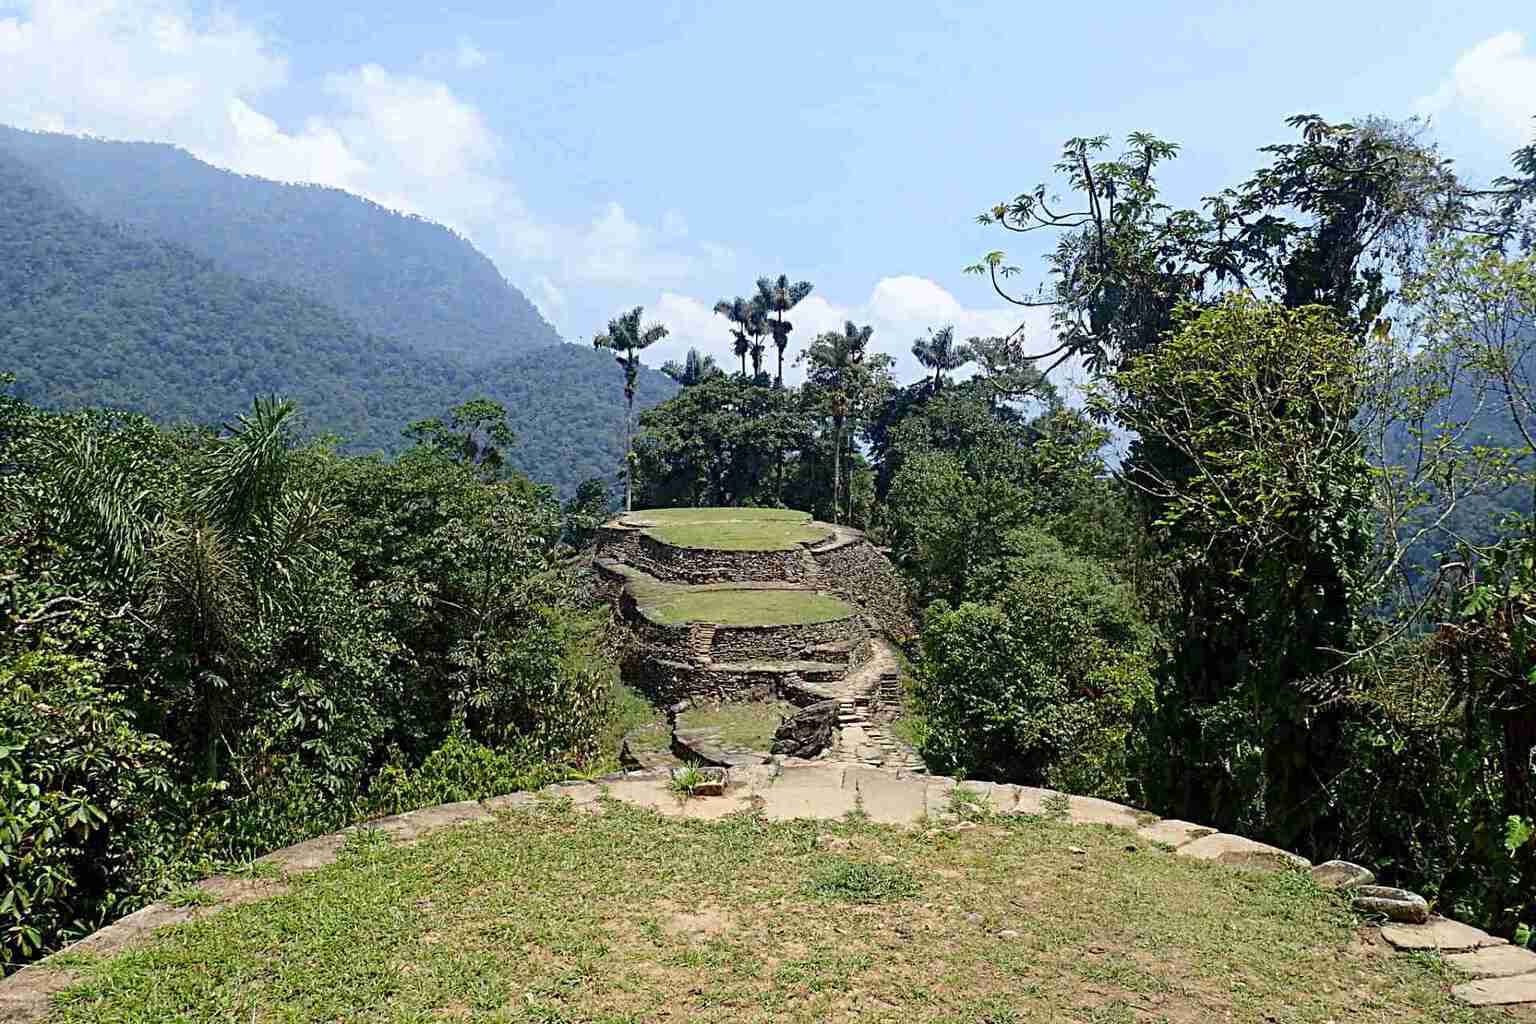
[0, 761, 1520, 1019]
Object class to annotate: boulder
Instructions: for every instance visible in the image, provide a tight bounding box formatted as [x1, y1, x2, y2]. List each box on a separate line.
[1178, 832, 1310, 872]
[1351, 885, 1429, 924]
[1310, 859, 1375, 891]
[771, 699, 841, 758]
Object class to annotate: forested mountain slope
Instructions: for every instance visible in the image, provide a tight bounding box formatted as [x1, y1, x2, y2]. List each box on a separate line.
[0, 125, 561, 363]
[0, 151, 675, 493]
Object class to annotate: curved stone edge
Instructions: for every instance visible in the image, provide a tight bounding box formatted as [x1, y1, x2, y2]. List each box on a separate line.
[1, 762, 1510, 1016]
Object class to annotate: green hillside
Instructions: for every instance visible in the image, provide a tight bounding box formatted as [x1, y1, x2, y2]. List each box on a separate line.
[0, 125, 561, 363]
[0, 150, 675, 493]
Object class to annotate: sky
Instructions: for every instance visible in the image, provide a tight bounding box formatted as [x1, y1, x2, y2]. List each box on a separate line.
[1, 0, 1533, 386]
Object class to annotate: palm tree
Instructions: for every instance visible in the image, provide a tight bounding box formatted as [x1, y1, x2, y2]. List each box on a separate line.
[660, 348, 721, 387]
[804, 321, 873, 524]
[755, 274, 814, 387]
[911, 325, 976, 393]
[713, 297, 755, 375]
[594, 306, 669, 511]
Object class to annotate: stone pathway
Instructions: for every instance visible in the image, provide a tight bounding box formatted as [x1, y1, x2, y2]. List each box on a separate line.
[3, 759, 1526, 1019]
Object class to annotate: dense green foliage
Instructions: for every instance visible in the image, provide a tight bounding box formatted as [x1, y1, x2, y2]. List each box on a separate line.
[0, 126, 560, 363]
[0, 149, 676, 495]
[0, 385, 619, 970]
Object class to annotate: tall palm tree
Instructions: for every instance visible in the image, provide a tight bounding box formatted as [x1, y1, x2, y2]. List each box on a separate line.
[804, 321, 873, 524]
[713, 297, 756, 375]
[594, 306, 669, 511]
[911, 325, 976, 393]
[755, 274, 814, 387]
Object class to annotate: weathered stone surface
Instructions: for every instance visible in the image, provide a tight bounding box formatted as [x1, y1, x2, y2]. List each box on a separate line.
[1309, 859, 1374, 890]
[1012, 786, 1065, 816]
[193, 876, 288, 907]
[1453, 973, 1536, 1006]
[1351, 885, 1429, 924]
[1066, 796, 1143, 830]
[365, 800, 492, 840]
[71, 902, 198, 956]
[1178, 833, 1310, 872]
[0, 967, 78, 1023]
[771, 699, 841, 758]
[1381, 917, 1506, 952]
[1446, 944, 1536, 979]
[846, 766, 927, 824]
[1135, 819, 1214, 849]
[257, 831, 348, 874]
[482, 791, 540, 812]
[754, 764, 856, 820]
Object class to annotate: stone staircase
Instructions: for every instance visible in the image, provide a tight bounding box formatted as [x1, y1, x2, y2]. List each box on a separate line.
[689, 623, 717, 665]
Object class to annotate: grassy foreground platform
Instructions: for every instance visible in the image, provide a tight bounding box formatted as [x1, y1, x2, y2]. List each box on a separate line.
[45, 801, 1478, 1024]
[642, 585, 853, 626]
[626, 507, 833, 551]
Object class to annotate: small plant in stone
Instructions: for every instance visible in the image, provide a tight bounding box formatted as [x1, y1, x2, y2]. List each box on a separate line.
[669, 763, 707, 797]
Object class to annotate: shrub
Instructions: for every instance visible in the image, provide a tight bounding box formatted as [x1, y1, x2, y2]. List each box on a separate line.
[0, 653, 178, 969]
[914, 529, 1154, 800]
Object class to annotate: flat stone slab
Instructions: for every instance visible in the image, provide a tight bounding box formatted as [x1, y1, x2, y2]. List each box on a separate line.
[1453, 972, 1536, 1006]
[71, 902, 199, 956]
[754, 765, 857, 820]
[1065, 796, 1143, 829]
[845, 767, 927, 823]
[365, 800, 492, 840]
[257, 831, 349, 874]
[1012, 786, 1065, 816]
[1135, 819, 1214, 848]
[0, 966, 78, 1023]
[1446, 945, 1536, 979]
[1352, 885, 1429, 924]
[1381, 917, 1506, 952]
[482, 791, 540, 812]
[1178, 833, 1310, 871]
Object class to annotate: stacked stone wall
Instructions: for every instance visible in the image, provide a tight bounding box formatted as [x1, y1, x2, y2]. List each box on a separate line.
[811, 538, 914, 638]
[709, 619, 870, 666]
[622, 534, 817, 586]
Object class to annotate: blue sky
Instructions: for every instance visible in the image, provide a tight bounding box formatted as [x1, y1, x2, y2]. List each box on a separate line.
[2, 0, 1533, 383]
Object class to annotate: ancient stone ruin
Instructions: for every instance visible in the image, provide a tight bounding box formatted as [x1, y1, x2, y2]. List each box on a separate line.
[592, 507, 920, 769]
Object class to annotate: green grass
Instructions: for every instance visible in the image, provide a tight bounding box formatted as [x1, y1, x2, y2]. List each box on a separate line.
[628, 507, 833, 551]
[677, 700, 795, 750]
[45, 802, 1483, 1024]
[641, 586, 853, 626]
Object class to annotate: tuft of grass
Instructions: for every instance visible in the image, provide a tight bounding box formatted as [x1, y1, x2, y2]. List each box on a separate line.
[803, 858, 920, 903]
[669, 763, 707, 798]
[1042, 791, 1072, 820]
[162, 885, 220, 909]
[948, 786, 992, 822]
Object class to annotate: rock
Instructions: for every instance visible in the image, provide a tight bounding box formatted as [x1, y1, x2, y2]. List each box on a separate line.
[1177, 833, 1310, 872]
[1453, 973, 1536, 1007]
[1351, 885, 1429, 924]
[771, 699, 841, 758]
[964, 912, 983, 926]
[1068, 846, 1087, 855]
[1445, 945, 1536, 979]
[1135, 819, 1215, 849]
[1310, 859, 1374, 890]
[1381, 917, 1506, 952]
[997, 929, 1021, 939]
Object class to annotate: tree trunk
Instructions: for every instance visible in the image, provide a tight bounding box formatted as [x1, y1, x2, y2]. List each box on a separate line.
[624, 387, 634, 512]
[832, 415, 844, 525]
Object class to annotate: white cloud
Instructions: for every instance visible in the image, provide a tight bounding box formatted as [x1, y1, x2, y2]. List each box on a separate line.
[1420, 31, 1536, 145]
[645, 276, 1052, 388]
[0, 0, 723, 333]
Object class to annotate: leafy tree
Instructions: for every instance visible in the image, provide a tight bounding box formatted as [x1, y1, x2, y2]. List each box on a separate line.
[755, 274, 814, 387]
[562, 477, 612, 548]
[593, 307, 670, 511]
[404, 398, 518, 479]
[910, 325, 976, 392]
[1096, 295, 1375, 847]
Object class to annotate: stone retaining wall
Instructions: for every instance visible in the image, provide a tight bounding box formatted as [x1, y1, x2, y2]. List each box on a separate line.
[810, 537, 914, 638]
[708, 618, 870, 666]
[624, 533, 818, 586]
